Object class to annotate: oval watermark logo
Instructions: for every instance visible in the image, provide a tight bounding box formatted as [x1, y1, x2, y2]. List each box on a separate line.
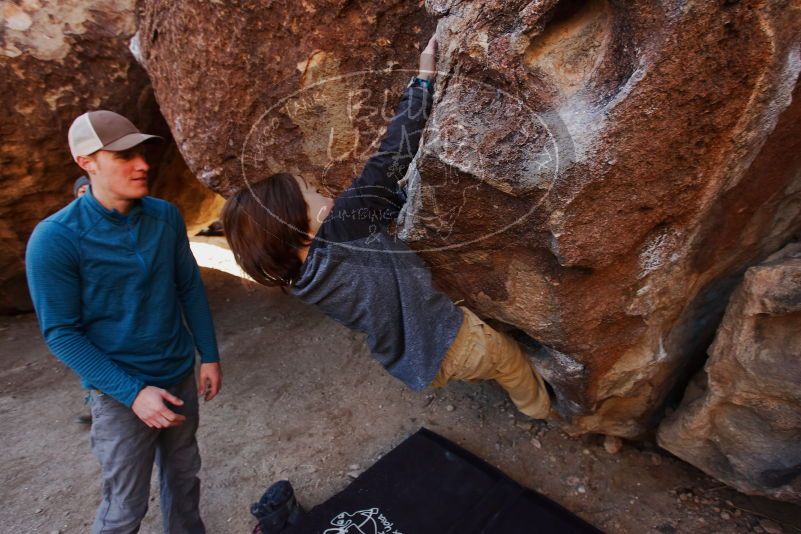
[239, 68, 571, 255]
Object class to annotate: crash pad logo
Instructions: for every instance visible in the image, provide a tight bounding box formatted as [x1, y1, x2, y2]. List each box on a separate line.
[323, 507, 404, 534]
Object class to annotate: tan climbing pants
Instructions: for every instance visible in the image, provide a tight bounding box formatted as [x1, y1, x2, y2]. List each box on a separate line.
[431, 306, 551, 419]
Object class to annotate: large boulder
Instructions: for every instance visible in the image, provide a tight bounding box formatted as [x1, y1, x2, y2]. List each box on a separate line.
[401, 0, 801, 437]
[136, 0, 801, 437]
[0, 0, 221, 314]
[657, 243, 801, 504]
[135, 0, 436, 195]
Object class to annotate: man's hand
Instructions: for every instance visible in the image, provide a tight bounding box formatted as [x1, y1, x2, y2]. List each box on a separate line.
[198, 362, 222, 401]
[418, 34, 438, 81]
[131, 386, 186, 428]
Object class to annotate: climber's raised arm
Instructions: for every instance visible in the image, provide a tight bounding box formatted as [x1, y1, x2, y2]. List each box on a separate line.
[337, 35, 438, 223]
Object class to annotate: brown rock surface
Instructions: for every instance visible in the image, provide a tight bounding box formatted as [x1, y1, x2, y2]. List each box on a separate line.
[137, 0, 801, 436]
[657, 243, 801, 503]
[0, 0, 221, 313]
[402, 0, 801, 437]
[135, 0, 435, 195]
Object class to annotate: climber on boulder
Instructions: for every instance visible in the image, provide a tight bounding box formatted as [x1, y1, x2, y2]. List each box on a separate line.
[221, 34, 553, 419]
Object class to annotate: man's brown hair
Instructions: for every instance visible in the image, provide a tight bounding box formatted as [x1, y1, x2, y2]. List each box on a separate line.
[221, 173, 310, 287]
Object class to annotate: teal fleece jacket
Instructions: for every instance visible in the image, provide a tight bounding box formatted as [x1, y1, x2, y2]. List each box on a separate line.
[25, 189, 219, 407]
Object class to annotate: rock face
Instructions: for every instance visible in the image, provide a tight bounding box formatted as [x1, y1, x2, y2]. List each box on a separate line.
[137, 0, 801, 437]
[135, 0, 436, 195]
[401, 0, 801, 437]
[0, 0, 221, 313]
[657, 243, 801, 504]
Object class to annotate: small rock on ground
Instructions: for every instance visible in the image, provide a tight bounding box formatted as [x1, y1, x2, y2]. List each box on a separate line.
[604, 435, 623, 454]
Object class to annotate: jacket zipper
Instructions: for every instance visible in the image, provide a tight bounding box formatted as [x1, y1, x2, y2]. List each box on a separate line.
[122, 216, 146, 269]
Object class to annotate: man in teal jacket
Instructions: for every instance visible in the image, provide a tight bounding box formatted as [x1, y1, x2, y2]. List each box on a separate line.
[26, 110, 222, 533]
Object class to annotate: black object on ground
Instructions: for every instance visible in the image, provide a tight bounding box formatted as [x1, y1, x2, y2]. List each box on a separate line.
[73, 413, 92, 425]
[284, 427, 602, 533]
[251, 480, 306, 534]
[196, 220, 224, 237]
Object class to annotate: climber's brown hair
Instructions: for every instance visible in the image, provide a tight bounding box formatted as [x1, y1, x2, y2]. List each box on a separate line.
[221, 173, 310, 288]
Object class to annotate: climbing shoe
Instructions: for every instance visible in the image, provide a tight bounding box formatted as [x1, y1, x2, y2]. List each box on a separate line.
[251, 480, 305, 533]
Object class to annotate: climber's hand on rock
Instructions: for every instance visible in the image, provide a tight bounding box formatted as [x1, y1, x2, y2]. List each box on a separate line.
[418, 34, 438, 80]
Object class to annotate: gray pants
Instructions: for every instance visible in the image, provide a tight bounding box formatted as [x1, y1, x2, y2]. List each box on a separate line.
[88, 372, 205, 534]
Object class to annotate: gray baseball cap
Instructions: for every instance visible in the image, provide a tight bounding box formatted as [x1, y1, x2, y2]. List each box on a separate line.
[68, 110, 163, 159]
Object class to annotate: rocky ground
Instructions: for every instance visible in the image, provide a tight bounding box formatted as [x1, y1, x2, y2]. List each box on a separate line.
[1, 259, 800, 533]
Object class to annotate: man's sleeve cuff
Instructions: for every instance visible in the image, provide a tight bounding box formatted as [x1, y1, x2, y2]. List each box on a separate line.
[199, 353, 220, 364]
[120, 381, 146, 408]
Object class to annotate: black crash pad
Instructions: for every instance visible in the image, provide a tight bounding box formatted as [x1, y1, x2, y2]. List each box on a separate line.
[285, 427, 602, 534]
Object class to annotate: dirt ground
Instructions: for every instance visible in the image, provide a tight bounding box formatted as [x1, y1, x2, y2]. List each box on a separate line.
[2, 260, 800, 533]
